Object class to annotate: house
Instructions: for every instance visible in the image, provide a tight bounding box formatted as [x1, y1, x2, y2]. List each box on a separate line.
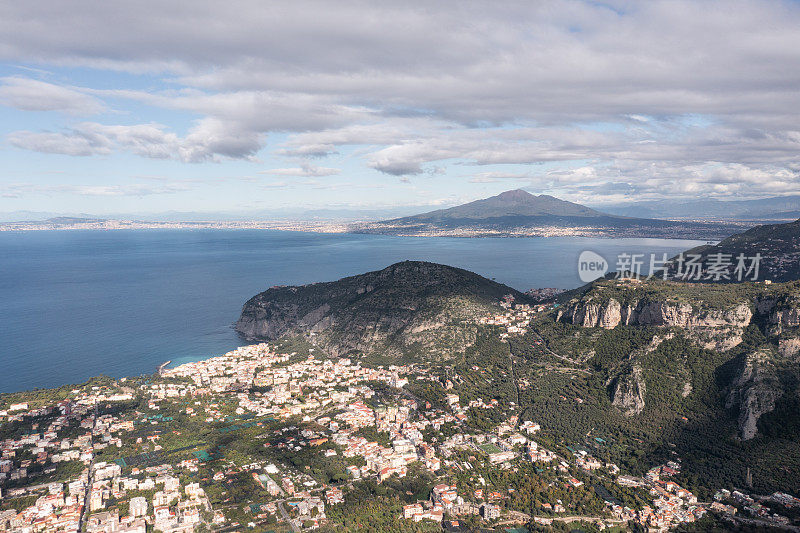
[86, 510, 120, 533]
[325, 487, 344, 505]
[403, 503, 423, 519]
[431, 484, 458, 509]
[153, 505, 171, 523]
[182, 507, 201, 525]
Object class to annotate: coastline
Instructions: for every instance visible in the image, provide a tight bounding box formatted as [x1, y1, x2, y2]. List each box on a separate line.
[156, 360, 172, 375]
[0, 230, 706, 393]
[0, 217, 752, 241]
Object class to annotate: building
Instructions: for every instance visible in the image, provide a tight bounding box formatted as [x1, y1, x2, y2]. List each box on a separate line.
[481, 503, 500, 520]
[129, 496, 148, 518]
[325, 487, 344, 505]
[403, 503, 423, 519]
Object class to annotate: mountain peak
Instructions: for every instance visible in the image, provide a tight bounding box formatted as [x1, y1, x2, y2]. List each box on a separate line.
[385, 190, 606, 222]
[495, 189, 535, 201]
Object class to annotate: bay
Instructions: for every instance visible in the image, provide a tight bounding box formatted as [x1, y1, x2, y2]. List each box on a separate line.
[0, 229, 703, 392]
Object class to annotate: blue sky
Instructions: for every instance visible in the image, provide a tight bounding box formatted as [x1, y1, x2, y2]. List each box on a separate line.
[1, 1, 799, 218]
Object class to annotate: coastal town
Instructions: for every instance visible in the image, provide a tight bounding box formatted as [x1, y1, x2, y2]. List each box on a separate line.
[0, 215, 751, 242]
[6, 1, 800, 531]
[2, 298, 799, 533]
[0, 218, 350, 234]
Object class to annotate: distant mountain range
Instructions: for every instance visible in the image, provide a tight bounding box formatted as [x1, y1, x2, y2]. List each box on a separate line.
[353, 189, 745, 239]
[0, 205, 437, 223]
[5, 192, 795, 226]
[595, 195, 800, 221]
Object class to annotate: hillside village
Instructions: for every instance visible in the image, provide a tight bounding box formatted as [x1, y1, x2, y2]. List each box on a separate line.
[1, 299, 799, 533]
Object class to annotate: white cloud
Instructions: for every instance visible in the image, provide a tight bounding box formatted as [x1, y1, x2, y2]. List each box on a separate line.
[261, 163, 341, 177]
[0, 77, 106, 115]
[8, 120, 262, 162]
[527, 161, 800, 203]
[7, 129, 112, 156]
[63, 184, 190, 196]
[2, 182, 190, 198]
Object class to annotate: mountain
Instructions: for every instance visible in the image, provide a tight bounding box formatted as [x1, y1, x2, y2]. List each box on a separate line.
[0, 212, 103, 223]
[352, 189, 742, 239]
[545, 276, 800, 492]
[232, 248, 800, 495]
[667, 218, 800, 282]
[236, 261, 530, 359]
[597, 195, 800, 221]
[400, 190, 604, 220]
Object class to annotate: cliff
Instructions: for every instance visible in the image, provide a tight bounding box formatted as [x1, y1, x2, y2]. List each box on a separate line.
[556, 278, 800, 439]
[557, 279, 800, 352]
[725, 348, 783, 440]
[609, 364, 647, 416]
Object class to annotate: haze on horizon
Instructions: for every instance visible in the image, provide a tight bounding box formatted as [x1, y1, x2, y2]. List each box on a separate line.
[1, 0, 800, 217]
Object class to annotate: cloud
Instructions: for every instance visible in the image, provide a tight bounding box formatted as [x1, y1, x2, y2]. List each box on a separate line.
[2, 1, 800, 201]
[179, 117, 263, 161]
[260, 181, 289, 189]
[0, 77, 106, 115]
[527, 161, 800, 204]
[7, 129, 112, 156]
[1, 182, 190, 198]
[260, 163, 341, 177]
[63, 184, 190, 196]
[8, 120, 262, 162]
[468, 171, 532, 183]
[5, 1, 799, 124]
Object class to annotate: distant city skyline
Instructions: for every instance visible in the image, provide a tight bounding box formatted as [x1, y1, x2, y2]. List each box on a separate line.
[1, 1, 800, 215]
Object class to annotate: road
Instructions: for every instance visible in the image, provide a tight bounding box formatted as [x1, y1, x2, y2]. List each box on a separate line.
[494, 509, 531, 525]
[508, 351, 521, 408]
[277, 500, 301, 533]
[77, 402, 99, 531]
[725, 514, 800, 532]
[528, 328, 582, 365]
[552, 515, 626, 524]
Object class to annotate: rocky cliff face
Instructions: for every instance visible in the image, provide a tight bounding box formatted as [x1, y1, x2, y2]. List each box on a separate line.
[725, 348, 783, 440]
[557, 280, 800, 440]
[770, 308, 800, 335]
[778, 337, 800, 358]
[236, 261, 530, 359]
[609, 365, 646, 416]
[560, 296, 753, 351]
[563, 297, 753, 330]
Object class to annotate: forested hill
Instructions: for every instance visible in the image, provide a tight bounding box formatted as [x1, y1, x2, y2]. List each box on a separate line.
[236, 261, 531, 359]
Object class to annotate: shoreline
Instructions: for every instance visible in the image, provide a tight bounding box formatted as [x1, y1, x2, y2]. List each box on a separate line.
[0, 232, 710, 394]
[0, 219, 756, 240]
[156, 360, 172, 375]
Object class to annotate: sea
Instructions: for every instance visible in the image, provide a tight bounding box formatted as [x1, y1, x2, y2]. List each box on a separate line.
[0, 230, 704, 393]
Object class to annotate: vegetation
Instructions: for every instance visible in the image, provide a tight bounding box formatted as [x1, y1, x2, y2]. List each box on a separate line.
[236, 260, 533, 360]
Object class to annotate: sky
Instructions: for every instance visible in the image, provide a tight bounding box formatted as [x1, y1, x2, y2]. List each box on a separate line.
[1, 0, 800, 217]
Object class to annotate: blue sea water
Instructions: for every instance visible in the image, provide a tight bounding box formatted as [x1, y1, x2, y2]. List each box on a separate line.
[0, 230, 703, 393]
